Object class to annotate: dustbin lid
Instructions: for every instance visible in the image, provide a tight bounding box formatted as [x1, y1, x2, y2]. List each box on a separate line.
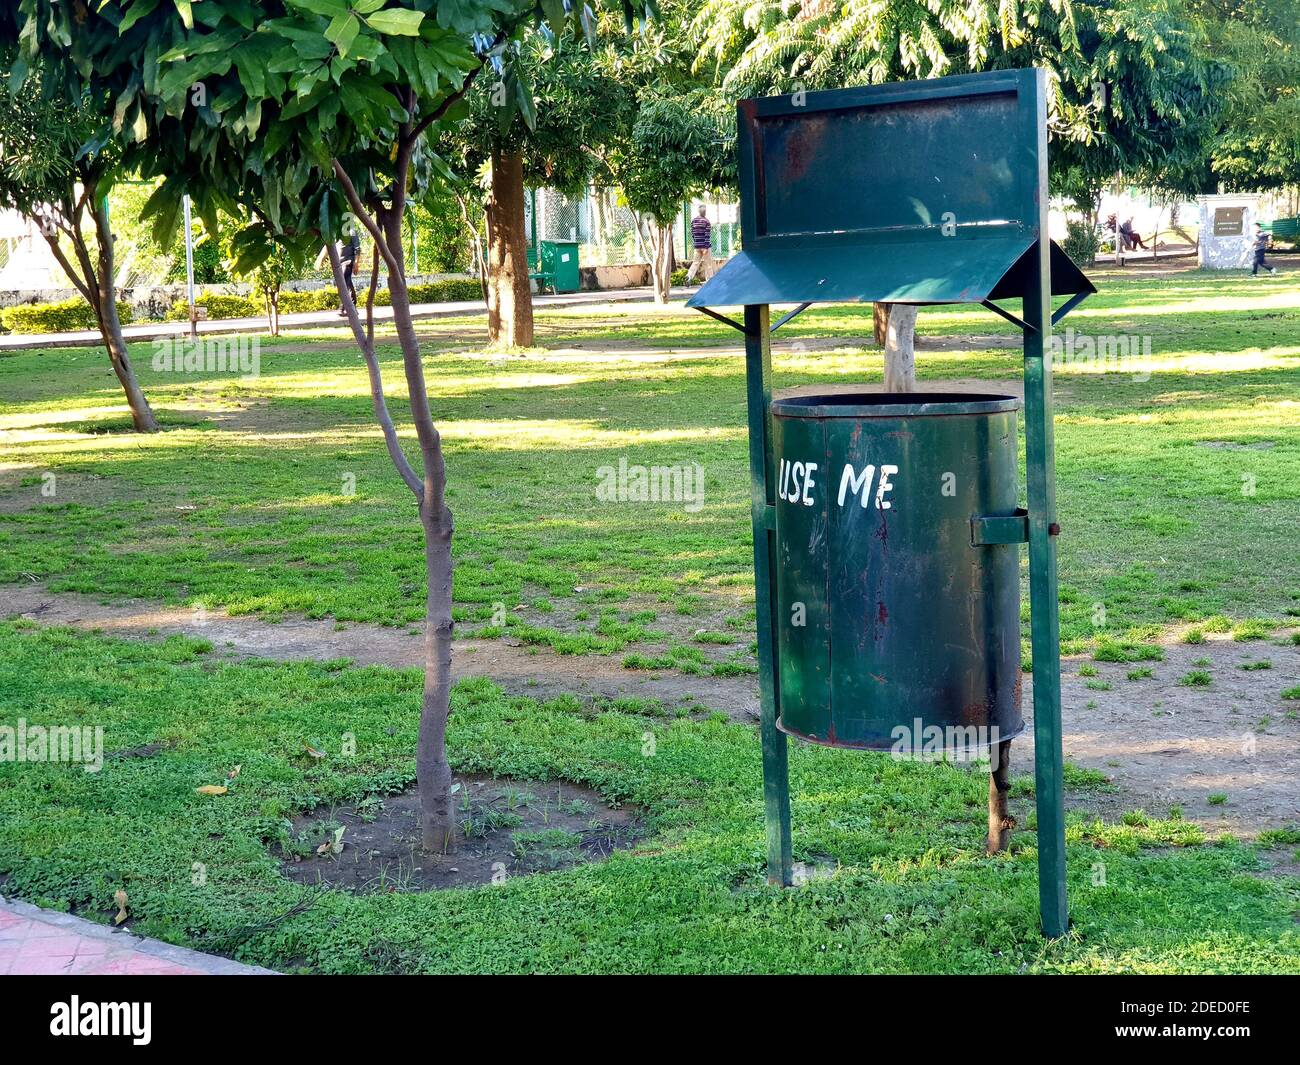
[772, 392, 1021, 418]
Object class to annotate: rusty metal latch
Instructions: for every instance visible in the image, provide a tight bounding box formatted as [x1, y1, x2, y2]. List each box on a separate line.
[970, 508, 1030, 546]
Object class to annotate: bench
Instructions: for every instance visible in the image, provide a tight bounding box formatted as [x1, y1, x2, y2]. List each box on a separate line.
[1260, 218, 1300, 244]
[526, 245, 556, 294]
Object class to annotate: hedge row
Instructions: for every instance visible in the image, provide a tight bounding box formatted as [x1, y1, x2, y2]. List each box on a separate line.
[0, 298, 133, 335]
[165, 278, 484, 322]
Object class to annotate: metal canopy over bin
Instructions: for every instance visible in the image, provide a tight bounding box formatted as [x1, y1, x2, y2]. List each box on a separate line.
[688, 68, 1093, 938]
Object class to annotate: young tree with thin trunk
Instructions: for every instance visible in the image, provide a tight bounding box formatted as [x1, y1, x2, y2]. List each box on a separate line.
[609, 93, 732, 303]
[0, 55, 159, 432]
[10, 0, 645, 854]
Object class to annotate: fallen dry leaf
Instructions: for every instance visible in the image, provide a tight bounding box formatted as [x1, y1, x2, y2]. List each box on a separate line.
[304, 743, 327, 760]
[316, 825, 346, 857]
[113, 889, 128, 925]
[195, 784, 228, 796]
[227, 765, 241, 780]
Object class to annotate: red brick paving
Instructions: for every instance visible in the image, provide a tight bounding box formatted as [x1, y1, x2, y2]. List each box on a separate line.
[0, 898, 275, 975]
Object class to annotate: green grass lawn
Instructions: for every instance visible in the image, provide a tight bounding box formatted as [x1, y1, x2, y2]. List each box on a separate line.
[1, 621, 1296, 974]
[2, 272, 1297, 659]
[2, 269, 1299, 972]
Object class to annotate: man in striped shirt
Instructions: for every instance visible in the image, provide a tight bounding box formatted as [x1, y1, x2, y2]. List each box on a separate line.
[685, 205, 714, 284]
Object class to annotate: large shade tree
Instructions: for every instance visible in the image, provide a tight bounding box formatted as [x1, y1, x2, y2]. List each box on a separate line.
[693, 0, 1227, 386]
[0, 52, 159, 431]
[439, 28, 628, 347]
[8, 0, 645, 853]
[1184, 0, 1300, 194]
[599, 0, 734, 303]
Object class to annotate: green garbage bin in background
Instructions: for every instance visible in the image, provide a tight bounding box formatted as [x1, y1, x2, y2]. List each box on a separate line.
[541, 240, 581, 293]
[770, 391, 1025, 753]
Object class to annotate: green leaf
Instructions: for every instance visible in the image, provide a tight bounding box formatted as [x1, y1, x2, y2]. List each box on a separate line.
[285, 0, 350, 16]
[513, 68, 536, 132]
[119, 0, 162, 35]
[174, 0, 194, 30]
[541, 0, 566, 39]
[363, 9, 425, 36]
[324, 13, 361, 57]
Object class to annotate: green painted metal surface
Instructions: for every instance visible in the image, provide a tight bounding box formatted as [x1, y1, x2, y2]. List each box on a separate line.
[540, 240, 580, 293]
[695, 67, 1081, 934]
[744, 305, 793, 885]
[688, 235, 1092, 308]
[770, 393, 1024, 750]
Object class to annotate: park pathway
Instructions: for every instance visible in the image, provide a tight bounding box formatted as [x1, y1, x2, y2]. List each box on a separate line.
[0, 896, 275, 975]
[0, 284, 695, 351]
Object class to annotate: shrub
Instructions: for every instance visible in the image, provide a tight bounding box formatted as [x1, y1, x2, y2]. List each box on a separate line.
[405, 277, 483, 303]
[1062, 218, 1101, 268]
[166, 293, 259, 321]
[278, 288, 339, 313]
[0, 298, 133, 334]
[157, 277, 482, 322]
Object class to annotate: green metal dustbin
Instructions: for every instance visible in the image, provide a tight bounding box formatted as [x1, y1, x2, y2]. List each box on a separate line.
[771, 391, 1024, 752]
[541, 240, 581, 293]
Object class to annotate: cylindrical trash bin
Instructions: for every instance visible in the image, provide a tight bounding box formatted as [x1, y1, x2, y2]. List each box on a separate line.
[770, 391, 1024, 753]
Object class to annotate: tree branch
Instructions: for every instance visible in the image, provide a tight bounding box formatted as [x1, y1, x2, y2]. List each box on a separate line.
[325, 239, 424, 501]
[38, 226, 95, 306]
[331, 159, 403, 278]
[365, 244, 379, 348]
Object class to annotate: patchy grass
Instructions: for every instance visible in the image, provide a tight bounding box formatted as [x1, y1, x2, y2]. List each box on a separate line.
[2, 272, 1299, 663]
[0, 622, 1296, 974]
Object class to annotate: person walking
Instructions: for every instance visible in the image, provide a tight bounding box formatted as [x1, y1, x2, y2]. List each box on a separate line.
[685, 205, 714, 284]
[1252, 223, 1277, 276]
[338, 232, 362, 313]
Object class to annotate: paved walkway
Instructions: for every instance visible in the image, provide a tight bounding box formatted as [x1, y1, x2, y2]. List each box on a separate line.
[0, 896, 275, 975]
[0, 285, 695, 351]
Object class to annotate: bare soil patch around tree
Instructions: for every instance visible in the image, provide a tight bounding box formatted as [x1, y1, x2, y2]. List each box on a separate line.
[279, 776, 642, 893]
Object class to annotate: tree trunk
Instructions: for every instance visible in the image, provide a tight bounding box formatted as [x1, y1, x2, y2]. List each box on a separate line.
[872, 302, 889, 347]
[98, 298, 159, 433]
[483, 148, 534, 348]
[986, 738, 1014, 854]
[41, 196, 159, 433]
[417, 502, 456, 852]
[93, 199, 158, 432]
[645, 220, 674, 303]
[881, 304, 917, 392]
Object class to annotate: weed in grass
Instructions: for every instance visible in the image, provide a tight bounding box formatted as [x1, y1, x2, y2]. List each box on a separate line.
[1181, 670, 1212, 687]
[1256, 827, 1300, 847]
[1184, 629, 1206, 645]
[1281, 687, 1300, 701]
[1078, 664, 1098, 677]
[1207, 794, 1228, 806]
[1127, 667, 1154, 680]
[1239, 660, 1272, 671]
